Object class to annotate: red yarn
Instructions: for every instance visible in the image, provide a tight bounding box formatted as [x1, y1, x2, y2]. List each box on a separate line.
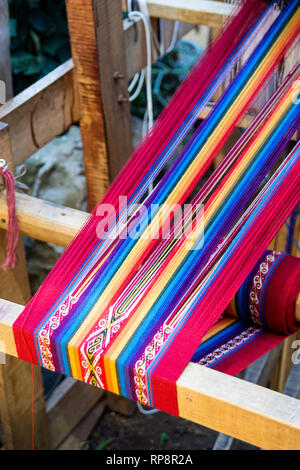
[31, 363, 35, 450]
[0, 165, 19, 269]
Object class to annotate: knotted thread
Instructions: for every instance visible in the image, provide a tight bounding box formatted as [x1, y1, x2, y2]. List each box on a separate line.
[0, 160, 19, 269]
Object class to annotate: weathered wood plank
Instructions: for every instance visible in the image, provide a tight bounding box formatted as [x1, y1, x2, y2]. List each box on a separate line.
[57, 399, 106, 450]
[66, 0, 110, 209]
[0, 191, 89, 248]
[122, 0, 233, 27]
[46, 377, 105, 449]
[0, 354, 50, 450]
[92, 0, 133, 181]
[177, 362, 300, 450]
[0, 299, 21, 357]
[0, 60, 79, 167]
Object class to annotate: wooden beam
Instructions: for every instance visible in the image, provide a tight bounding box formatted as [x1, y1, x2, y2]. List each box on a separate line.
[177, 362, 300, 450]
[57, 399, 106, 450]
[0, 60, 79, 167]
[92, 0, 133, 181]
[0, 299, 300, 450]
[0, 298, 21, 357]
[0, 191, 89, 248]
[66, 0, 111, 209]
[46, 377, 105, 449]
[122, 0, 233, 27]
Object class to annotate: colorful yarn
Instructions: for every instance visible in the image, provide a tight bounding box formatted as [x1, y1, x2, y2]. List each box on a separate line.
[12, 0, 300, 416]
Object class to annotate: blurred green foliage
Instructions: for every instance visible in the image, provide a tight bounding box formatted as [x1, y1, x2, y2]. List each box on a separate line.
[8, 1, 201, 119]
[130, 41, 202, 120]
[9, 0, 71, 94]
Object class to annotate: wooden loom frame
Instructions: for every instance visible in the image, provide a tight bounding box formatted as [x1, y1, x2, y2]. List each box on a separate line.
[0, 0, 299, 450]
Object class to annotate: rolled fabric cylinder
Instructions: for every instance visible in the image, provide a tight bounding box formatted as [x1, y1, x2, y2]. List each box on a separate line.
[226, 250, 300, 335]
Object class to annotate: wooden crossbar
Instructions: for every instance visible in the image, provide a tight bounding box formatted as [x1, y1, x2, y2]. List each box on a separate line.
[122, 0, 234, 26]
[0, 297, 299, 450]
[0, 191, 88, 247]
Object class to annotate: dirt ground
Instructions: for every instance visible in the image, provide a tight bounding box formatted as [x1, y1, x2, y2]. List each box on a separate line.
[86, 406, 256, 451]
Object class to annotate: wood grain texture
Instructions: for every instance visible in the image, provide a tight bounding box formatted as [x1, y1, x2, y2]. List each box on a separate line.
[177, 363, 300, 450]
[0, 191, 89, 248]
[0, 354, 49, 449]
[57, 399, 106, 450]
[46, 377, 105, 449]
[66, 0, 110, 209]
[0, 60, 79, 167]
[0, 298, 21, 357]
[92, 0, 133, 181]
[122, 0, 233, 26]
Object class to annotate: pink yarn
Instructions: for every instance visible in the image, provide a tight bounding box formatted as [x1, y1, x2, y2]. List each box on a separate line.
[0, 166, 19, 269]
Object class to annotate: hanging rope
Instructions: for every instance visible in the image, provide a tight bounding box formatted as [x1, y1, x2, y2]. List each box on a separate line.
[0, 159, 19, 270]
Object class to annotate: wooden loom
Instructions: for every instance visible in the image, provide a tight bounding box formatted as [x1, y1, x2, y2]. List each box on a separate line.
[0, 0, 299, 450]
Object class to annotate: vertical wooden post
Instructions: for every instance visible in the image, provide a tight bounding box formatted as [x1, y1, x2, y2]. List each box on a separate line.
[65, 0, 110, 209]
[0, 124, 49, 449]
[0, 0, 13, 100]
[66, 0, 132, 209]
[92, 0, 133, 180]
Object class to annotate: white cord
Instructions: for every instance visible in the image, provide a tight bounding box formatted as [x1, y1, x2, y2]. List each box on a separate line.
[129, 69, 146, 102]
[137, 401, 160, 415]
[128, 72, 141, 93]
[159, 19, 165, 56]
[128, 10, 153, 129]
[165, 20, 180, 54]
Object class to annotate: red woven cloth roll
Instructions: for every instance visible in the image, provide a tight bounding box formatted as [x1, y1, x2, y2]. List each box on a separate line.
[264, 253, 300, 334]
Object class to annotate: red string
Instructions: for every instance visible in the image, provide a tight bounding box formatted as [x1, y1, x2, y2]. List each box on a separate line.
[31, 363, 35, 450]
[0, 162, 35, 448]
[0, 165, 19, 269]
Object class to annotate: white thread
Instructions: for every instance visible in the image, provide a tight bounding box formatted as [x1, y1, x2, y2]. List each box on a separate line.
[137, 401, 160, 415]
[128, 10, 153, 130]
